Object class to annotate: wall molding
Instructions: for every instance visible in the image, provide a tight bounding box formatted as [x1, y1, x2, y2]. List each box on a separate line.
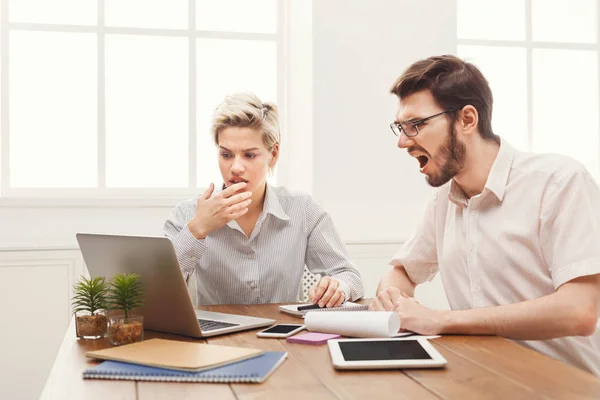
[0, 241, 404, 255]
[0, 250, 85, 322]
[0, 242, 405, 319]
[346, 241, 403, 259]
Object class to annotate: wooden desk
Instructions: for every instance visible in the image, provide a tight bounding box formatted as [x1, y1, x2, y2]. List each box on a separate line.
[41, 303, 600, 400]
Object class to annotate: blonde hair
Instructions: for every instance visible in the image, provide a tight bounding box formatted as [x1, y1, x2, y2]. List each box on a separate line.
[211, 92, 280, 152]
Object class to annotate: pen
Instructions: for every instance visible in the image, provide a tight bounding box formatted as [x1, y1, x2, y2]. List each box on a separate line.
[297, 303, 324, 311]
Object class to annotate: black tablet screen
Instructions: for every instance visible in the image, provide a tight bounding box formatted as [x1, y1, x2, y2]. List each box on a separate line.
[339, 340, 433, 361]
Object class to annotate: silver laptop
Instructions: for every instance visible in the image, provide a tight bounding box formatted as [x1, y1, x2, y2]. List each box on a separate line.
[76, 233, 274, 338]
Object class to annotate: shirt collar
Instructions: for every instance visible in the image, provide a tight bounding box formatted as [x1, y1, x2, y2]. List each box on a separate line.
[448, 138, 515, 206]
[484, 138, 514, 202]
[262, 183, 290, 221]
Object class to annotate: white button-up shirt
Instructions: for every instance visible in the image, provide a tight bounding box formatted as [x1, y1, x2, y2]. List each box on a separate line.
[391, 140, 600, 376]
[164, 184, 364, 305]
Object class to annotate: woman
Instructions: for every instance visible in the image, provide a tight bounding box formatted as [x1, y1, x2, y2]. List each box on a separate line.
[164, 92, 363, 306]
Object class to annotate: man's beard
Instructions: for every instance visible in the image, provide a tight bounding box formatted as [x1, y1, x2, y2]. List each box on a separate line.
[425, 125, 466, 187]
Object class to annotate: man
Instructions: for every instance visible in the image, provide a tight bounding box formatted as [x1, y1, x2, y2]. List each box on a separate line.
[370, 55, 600, 376]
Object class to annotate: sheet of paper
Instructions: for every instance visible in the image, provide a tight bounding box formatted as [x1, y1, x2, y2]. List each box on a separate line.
[304, 311, 401, 338]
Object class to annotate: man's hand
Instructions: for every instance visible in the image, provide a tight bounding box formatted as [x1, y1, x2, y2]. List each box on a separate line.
[369, 287, 409, 311]
[187, 182, 252, 239]
[308, 276, 345, 308]
[392, 295, 446, 336]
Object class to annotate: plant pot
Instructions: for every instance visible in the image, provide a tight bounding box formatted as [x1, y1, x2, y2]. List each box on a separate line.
[75, 312, 107, 339]
[107, 315, 144, 346]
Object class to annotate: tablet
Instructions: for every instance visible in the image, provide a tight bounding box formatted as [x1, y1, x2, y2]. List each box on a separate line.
[327, 338, 447, 369]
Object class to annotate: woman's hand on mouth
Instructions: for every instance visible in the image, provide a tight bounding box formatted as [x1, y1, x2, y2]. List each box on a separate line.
[187, 182, 253, 239]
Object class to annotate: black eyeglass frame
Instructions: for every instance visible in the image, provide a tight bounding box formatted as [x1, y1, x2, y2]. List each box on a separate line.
[390, 109, 456, 137]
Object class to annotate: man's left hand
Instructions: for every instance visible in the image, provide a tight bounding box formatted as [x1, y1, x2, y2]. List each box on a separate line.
[393, 295, 446, 336]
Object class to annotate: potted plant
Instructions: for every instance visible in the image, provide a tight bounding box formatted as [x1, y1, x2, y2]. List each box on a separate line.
[72, 276, 109, 339]
[106, 273, 144, 345]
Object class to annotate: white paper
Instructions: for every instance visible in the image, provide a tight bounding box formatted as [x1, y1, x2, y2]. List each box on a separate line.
[304, 311, 401, 338]
[278, 302, 367, 318]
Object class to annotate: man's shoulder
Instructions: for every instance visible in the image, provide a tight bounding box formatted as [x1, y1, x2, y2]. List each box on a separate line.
[512, 151, 589, 182]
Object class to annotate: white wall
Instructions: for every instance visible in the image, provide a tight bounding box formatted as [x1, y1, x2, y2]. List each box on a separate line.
[0, 1, 456, 399]
[312, 0, 457, 242]
[0, 249, 85, 400]
[0, 0, 458, 251]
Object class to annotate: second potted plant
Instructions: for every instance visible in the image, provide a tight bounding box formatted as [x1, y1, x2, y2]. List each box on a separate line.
[107, 273, 145, 346]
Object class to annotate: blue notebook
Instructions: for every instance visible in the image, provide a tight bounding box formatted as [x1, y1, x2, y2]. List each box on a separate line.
[83, 351, 287, 383]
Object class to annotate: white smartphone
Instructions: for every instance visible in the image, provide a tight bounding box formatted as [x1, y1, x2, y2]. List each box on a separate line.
[256, 324, 305, 338]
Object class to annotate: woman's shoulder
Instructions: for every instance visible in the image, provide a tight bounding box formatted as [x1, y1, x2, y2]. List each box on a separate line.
[270, 185, 316, 205]
[270, 185, 325, 217]
[169, 196, 198, 217]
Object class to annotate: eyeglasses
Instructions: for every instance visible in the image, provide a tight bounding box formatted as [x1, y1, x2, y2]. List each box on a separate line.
[390, 110, 455, 138]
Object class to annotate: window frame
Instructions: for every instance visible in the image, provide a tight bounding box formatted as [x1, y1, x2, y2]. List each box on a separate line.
[457, 0, 600, 181]
[0, 0, 289, 206]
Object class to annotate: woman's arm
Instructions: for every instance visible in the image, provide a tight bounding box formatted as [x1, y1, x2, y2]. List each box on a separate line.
[304, 199, 364, 303]
[163, 200, 209, 283]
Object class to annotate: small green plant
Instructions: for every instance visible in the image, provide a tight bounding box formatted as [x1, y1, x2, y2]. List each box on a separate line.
[71, 276, 109, 316]
[107, 273, 144, 322]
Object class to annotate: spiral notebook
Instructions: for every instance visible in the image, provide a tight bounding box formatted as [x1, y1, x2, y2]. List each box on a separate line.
[83, 351, 287, 383]
[85, 338, 264, 372]
[279, 302, 369, 318]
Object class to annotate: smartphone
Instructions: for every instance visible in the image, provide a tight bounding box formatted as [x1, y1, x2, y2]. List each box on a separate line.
[256, 324, 305, 338]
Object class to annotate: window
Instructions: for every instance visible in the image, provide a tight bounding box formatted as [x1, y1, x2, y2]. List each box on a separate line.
[457, 0, 600, 181]
[0, 0, 283, 199]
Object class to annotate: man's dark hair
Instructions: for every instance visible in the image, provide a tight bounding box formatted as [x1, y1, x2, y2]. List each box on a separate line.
[390, 55, 499, 142]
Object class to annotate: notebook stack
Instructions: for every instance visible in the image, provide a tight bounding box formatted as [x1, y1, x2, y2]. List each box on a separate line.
[83, 338, 287, 383]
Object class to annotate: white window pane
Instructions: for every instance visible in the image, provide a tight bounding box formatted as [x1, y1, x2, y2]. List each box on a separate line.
[106, 35, 188, 188]
[196, 39, 276, 187]
[533, 49, 599, 180]
[532, 0, 596, 43]
[10, 32, 97, 188]
[457, 46, 528, 151]
[196, 0, 276, 33]
[9, 0, 97, 25]
[458, 0, 525, 41]
[105, 0, 188, 30]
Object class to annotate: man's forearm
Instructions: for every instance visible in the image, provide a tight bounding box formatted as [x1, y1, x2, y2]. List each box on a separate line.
[376, 265, 416, 297]
[441, 284, 598, 340]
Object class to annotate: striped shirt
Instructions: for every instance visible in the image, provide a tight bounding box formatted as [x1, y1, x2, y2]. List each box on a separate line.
[163, 184, 364, 305]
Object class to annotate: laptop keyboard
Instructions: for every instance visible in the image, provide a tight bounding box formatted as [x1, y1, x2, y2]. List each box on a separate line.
[197, 318, 240, 332]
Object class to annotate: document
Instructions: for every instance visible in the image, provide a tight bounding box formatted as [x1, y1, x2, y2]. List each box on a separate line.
[304, 311, 406, 338]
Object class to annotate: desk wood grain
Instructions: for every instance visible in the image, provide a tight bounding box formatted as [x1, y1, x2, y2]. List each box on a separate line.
[40, 303, 600, 400]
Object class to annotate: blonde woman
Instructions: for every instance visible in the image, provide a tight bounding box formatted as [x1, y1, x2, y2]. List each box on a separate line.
[164, 92, 364, 307]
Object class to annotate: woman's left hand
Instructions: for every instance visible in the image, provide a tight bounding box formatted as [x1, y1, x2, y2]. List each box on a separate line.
[308, 276, 345, 308]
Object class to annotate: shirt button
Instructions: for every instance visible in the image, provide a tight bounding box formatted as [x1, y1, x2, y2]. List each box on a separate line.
[248, 253, 255, 259]
[250, 282, 257, 289]
[190, 256, 198, 262]
[470, 211, 476, 216]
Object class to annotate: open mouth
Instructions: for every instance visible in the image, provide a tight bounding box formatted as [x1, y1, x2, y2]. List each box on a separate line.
[417, 155, 429, 170]
[411, 153, 429, 172]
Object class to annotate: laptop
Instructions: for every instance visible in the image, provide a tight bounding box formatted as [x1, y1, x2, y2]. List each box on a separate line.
[76, 233, 275, 338]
